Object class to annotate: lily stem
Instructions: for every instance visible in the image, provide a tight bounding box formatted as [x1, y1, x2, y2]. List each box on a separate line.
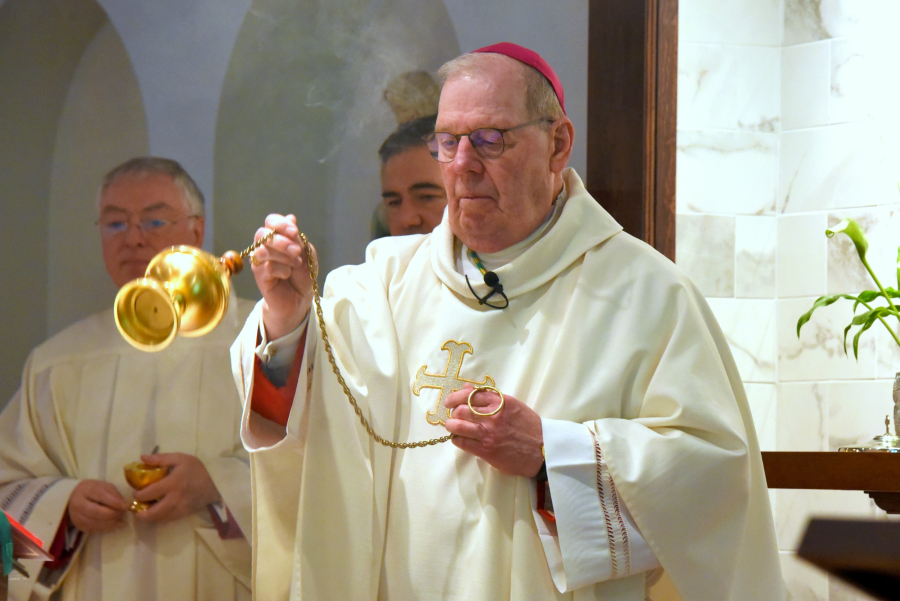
[860, 255, 900, 348]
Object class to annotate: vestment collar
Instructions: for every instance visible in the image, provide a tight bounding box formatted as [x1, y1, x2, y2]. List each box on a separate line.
[430, 168, 623, 301]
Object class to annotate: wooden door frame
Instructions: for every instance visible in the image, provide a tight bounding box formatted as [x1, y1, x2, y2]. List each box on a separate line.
[586, 0, 677, 261]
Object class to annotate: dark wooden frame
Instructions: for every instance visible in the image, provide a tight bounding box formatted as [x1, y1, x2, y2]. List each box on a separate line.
[587, 0, 678, 261]
[799, 518, 900, 600]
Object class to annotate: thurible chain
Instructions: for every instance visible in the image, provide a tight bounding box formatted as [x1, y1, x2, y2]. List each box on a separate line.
[299, 233, 453, 449]
[241, 229, 276, 259]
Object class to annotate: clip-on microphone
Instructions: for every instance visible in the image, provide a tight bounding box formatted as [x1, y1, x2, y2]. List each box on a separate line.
[465, 270, 509, 309]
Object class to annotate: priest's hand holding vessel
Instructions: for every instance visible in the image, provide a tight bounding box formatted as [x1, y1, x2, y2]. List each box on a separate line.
[123, 462, 169, 512]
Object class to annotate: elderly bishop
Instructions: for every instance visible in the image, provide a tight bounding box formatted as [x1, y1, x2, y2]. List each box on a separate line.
[233, 43, 784, 601]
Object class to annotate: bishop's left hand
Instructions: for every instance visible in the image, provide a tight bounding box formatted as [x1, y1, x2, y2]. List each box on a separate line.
[444, 385, 544, 478]
[132, 452, 222, 523]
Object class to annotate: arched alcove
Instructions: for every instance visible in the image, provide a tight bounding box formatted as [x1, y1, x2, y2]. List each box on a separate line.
[47, 21, 149, 335]
[0, 0, 147, 403]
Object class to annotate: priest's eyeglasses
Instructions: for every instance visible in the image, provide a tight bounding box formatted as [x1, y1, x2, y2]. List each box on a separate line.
[424, 118, 554, 163]
[96, 215, 199, 239]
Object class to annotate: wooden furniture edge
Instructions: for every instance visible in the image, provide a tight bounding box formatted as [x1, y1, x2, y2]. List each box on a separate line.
[761, 451, 900, 492]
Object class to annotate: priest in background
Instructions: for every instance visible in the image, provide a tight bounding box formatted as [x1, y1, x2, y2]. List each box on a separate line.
[236, 43, 784, 601]
[372, 70, 445, 241]
[376, 114, 447, 238]
[0, 157, 252, 601]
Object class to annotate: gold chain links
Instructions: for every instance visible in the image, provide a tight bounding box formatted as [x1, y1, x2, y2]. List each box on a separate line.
[299, 233, 453, 449]
[241, 229, 276, 259]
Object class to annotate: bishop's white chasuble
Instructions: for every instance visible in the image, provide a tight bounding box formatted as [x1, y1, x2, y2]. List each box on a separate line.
[234, 169, 784, 601]
[0, 300, 253, 601]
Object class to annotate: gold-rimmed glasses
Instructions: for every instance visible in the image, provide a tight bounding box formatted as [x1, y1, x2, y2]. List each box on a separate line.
[423, 118, 554, 162]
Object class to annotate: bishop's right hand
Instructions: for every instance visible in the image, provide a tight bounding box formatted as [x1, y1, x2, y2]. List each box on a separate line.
[251, 214, 315, 340]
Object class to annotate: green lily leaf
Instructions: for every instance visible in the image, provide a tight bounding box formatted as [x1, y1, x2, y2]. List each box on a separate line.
[858, 290, 882, 302]
[854, 289, 882, 308]
[826, 218, 868, 262]
[843, 309, 874, 355]
[851, 307, 894, 358]
[797, 294, 863, 336]
[852, 289, 900, 311]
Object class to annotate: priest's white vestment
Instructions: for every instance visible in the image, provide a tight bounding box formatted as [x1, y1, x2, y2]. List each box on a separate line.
[0, 299, 254, 601]
[234, 169, 784, 601]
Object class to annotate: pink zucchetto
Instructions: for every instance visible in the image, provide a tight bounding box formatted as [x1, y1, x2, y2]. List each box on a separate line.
[472, 42, 566, 114]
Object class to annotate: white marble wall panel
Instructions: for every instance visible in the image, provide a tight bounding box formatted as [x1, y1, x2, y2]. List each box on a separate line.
[678, 44, 780, 132]
[778, 297, 877, 381]
[784, 0, 838, 45]
[875, 324, 900, 380]
[779, 121, 900, 214]
[745, 382, 777, 450]
[780, 551, 828, 601]
[777, 382, 827, 452]
[828, 380, 895, 449]
[677, 130, 779, 215]
[675, 214, 734, 297]
[706, 298, 776, 382]
[736, 216, 776, 298]
[679, 0, 782, 46]
[784, 0, 900, 45]
[831, 38, 900, 124]
[782, 41, 830, 131]
[777, 213, 828, 298]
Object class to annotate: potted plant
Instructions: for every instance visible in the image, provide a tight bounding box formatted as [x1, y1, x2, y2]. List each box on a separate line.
[797, 218, 900, 447]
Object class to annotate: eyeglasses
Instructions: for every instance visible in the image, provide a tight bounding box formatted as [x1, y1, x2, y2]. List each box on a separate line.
[96, 215, 199, 239]
[423, 118, 554, 163]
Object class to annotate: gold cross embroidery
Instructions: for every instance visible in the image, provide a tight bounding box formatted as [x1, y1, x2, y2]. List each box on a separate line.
[413, 340, 495, 425]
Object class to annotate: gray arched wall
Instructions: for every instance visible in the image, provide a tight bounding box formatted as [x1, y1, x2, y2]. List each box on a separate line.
[47, 22, 149, 336]
[97, 0, 253, 239]
[0, 0, 137, 404]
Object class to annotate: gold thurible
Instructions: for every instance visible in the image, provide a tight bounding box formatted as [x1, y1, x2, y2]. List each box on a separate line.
[113, 233, 273, 352]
